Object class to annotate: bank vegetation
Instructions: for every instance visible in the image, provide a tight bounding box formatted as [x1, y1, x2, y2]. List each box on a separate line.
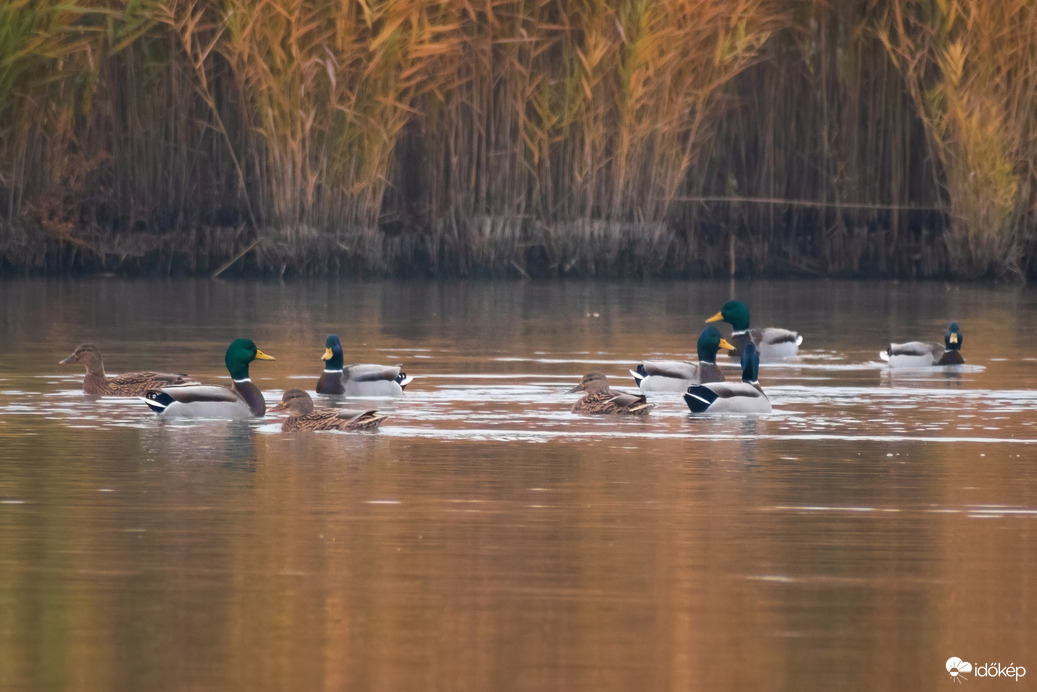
[1, 0, 1035, 279]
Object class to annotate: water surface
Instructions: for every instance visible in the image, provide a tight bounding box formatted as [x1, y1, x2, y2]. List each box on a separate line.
[1, 279, 1035, 691]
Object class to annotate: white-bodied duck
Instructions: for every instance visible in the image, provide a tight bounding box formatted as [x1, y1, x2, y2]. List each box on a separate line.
[631, 326, 735, 392]
[684, 342, 771, 414]
[880, 322, 964, 368]
[143, 339, 275, 418]
[706, 300, 802, 360]
[316, 334, 412, 397]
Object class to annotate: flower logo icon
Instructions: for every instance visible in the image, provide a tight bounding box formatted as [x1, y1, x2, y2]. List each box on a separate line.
[946, 657, 973, 682]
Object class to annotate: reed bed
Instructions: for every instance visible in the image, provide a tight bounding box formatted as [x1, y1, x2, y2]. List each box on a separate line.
[879, 0, 1037, 279]
[1, 1, 1035, 279]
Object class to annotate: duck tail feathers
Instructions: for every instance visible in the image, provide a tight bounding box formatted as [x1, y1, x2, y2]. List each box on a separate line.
[683, 385, 717, 413]
[142, 390, 175, 414]
[630, 365, 646, 386]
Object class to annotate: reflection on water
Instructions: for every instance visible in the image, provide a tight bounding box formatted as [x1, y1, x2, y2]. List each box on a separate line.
[1, 278, 1035, 691]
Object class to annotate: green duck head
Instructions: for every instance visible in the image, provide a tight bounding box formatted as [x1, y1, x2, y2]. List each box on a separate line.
[322, 334, 345, 369]
[945, 322, 963, 351]
[706, 300, 750, 331]
[225, 338, 275, 380]
[696, 326, 735, 363]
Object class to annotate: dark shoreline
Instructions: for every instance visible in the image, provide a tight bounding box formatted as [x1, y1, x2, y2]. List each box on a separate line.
[1, 213, 986, 281]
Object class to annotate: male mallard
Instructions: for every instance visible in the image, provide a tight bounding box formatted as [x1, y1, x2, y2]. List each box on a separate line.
[706, 300, 802, 359]
[684, 342, 772, 414]
[880, 322, 964, 368]
[59, 343, 196, 396]
[631, 326, 735, 392]
[142, 339, 275, 418]
[271, 388, 387, 432]
[316, 334, 413, 396]
[569, 372, 655, 416]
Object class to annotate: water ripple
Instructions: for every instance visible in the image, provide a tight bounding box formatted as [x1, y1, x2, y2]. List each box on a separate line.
[3, 363, 1035, 447]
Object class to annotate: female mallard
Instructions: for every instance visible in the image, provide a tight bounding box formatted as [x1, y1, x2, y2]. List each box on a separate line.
[706, 300, 802, 359]
[143, 339, 275, 418]
[684, 343, 771, 414]
[570, 372, 655, 416]
[631, 326, 735, 392]
[271, 388, 387, 432]
[59, 343, 195, 396]
[316, 334, 413, 396]
[880, 322, 964, 368]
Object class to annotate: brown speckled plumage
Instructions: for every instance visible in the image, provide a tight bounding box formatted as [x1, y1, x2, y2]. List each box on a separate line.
[569, 372, 655, 416]
[272, 388, 387, 431]
[60, 343, 195, 396]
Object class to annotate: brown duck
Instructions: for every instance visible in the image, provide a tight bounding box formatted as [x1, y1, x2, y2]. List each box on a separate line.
[271, 388, 388, 432]
[569, 372, 655, 416]
[59, 343, 195, 396]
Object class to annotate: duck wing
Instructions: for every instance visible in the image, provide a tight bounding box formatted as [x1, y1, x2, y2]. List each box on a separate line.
[886, 341, 942, 358]
[636, 360, 698, 380]
[143, 384, 254, 418]
[881, 341, 942, 367]
[343, 364, 404, 382]
[108, 371, 196, 395]
[151, 384, 241, 403]
[749, 328, 802, 359]
[337, 409, 388, 430]
[608, 391, 655, 415]
[755, 328, 802, 346]
[631, 360, 704, 391]
[685, 382, 771, 413]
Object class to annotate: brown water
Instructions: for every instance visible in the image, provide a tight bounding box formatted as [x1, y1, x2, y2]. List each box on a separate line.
[1, 278, 1035, 691]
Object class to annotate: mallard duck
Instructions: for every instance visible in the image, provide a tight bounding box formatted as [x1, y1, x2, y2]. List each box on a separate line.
[880, 322, 964, 367]
[684, 343, 771, 414]
[316, 334, 413, 396]
[271, 388, 387, 431]
[569, 372, 655, 416]
[142, 339, 275, 418]
[706, 300, 802, 359]
[631, 326, 735, 392]
[59, 343, 196, 396]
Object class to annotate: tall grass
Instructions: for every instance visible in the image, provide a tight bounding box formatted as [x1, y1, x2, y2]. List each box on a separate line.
[1, 1, 1037, 278]
[879, 0, 1037, 279]
[406, 0, 784, 274]
[0, 0, 99, 237]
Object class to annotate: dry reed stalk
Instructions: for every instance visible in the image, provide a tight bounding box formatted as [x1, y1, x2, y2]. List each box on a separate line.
[441, 0, 786, 274]
[879, 0, 1037, 278]
[609, 1, 782, 221]
[690, 2, 940, 278]
[0, 0, 104, 231]
[5, 1, 1037, 279]
[152, 0, 465, 271]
